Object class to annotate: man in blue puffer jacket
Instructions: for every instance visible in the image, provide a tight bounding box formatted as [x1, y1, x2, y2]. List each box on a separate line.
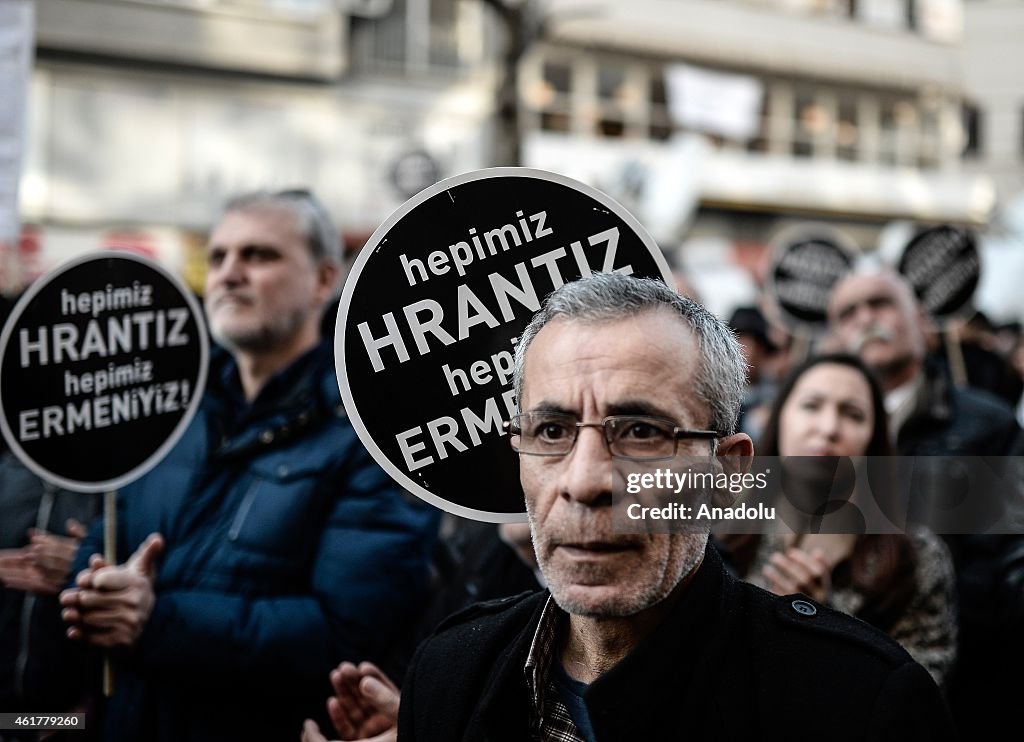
[59, 190, 439, 741]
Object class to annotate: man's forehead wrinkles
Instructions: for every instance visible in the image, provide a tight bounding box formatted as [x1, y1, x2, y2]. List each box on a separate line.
[840, 291, 890, 310]
[832, 283, 880, 316]
[606, 400, 674, 418]
[529, 401, 573, 414]
[207, 240, 276, 252]
[522, 399, 680, 420]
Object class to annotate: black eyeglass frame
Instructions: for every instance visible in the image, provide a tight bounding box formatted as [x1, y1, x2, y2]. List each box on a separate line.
[503, 412, 720, 461]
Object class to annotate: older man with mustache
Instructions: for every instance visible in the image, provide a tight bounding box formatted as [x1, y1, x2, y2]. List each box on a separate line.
[827, 266, 1022, 738]
[826, 267, 1018, 455]
[58, 190, 438, 742]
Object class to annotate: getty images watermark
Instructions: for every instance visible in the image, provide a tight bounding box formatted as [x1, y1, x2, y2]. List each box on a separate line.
[612, 456, 1024, 535]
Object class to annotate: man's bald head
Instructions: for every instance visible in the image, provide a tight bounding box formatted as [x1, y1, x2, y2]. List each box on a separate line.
[826, 268, 928, 391]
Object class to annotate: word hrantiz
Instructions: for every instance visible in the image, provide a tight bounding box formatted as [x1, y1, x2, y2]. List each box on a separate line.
[61, 282, 153, 318]
[360, 219, 631, 374]
[18, 308, 190, 368]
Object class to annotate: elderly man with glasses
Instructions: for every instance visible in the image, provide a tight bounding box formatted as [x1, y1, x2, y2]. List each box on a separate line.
[387, 272, 954, 742]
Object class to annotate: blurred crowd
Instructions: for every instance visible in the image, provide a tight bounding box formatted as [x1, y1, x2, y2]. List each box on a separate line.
[0, 189, 1022, 742]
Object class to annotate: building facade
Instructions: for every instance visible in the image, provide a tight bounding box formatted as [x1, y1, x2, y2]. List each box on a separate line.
[16, 0, 498, 290]
[517, 0, 993, 313]
[11, 0, 1003, 316]
[962, 0, 1024, 204]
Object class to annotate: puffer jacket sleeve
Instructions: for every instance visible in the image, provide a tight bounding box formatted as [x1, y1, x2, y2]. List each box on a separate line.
[134, 438, 439, 684]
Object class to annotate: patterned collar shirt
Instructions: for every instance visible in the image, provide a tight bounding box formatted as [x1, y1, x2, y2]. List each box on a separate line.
[523, 595, 586, 742]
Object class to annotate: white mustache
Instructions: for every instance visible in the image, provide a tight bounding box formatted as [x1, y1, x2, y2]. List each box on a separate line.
[848, 325, 893, 353]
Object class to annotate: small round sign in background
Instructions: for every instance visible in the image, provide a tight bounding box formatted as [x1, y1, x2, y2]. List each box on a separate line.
[0, 252, 208, 493]
[337, 168, 672, 522]
[767, 224, 858, 335]
[391, 149, 442, 200]
[898, 225, 979, 320]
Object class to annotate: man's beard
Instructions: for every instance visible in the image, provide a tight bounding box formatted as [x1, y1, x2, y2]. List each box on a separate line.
[530, 510, 709, 619]
[210, 306, 308, 354]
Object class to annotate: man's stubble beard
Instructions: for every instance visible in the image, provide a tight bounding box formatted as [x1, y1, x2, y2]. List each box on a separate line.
[209, 305, 309, 355]
[531, 512, 709, 619]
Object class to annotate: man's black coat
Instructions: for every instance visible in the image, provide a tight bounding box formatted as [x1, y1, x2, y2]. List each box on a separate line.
[399, 545, 956, 741]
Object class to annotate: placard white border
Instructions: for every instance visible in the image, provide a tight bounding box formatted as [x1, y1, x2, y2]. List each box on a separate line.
[0, 251, 209, 493]
[899, 226, 979, 323]
[766, 222, 860, 336]
[335, 167, 672, 523]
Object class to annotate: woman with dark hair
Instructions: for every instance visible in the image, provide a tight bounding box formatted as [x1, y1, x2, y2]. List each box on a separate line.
[717, 353, 957, 687]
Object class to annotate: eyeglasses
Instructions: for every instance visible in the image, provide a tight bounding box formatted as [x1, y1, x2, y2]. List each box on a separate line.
[504, 412, 719, 460]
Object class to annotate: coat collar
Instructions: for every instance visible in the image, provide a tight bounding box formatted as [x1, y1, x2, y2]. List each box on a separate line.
[469, 543, 737, 741]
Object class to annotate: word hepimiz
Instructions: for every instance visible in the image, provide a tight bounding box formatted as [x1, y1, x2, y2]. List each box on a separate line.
[61, 282, 153, 318]
[399, 210, 553, 286]
[19, 308, 190, 368]
[64, 358, 154, 397]
[443, 349, 513, 397]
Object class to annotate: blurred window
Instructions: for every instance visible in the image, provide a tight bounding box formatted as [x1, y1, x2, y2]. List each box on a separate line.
[522, 51, 951, 170]
[879, 99, 899, 165]
[536, 61, 573, 133]
[649, 74, 675, 141]
[836, 98, 859, 161]
[526, 53, 654, 140]
[792, 90, 821, 158]
[745, 86, 770, 154]
[595, 62, 629, 139]
[962, 103, 982, 159]
[918, 97, 942, 168]
[351, 0, 468, 75]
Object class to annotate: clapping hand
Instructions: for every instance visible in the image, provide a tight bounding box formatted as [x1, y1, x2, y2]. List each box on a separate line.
[0, 519, 87, 595]
[60, 533, 164, 648]
[301, 661, 400, 742]
[761, 546, 831, 603]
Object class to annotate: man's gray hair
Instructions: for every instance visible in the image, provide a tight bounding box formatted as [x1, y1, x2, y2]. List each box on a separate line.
[222, 188, 342, 264]
[513, 273, 747, 435]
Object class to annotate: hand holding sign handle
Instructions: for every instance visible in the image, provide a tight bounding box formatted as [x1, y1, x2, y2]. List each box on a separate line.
[103, 488, 116, 692]
[0, 251, 207, 696]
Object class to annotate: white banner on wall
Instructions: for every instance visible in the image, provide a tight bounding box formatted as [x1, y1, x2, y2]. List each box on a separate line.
[0, 0, 34, 244]
[664, 63, 764, 142]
